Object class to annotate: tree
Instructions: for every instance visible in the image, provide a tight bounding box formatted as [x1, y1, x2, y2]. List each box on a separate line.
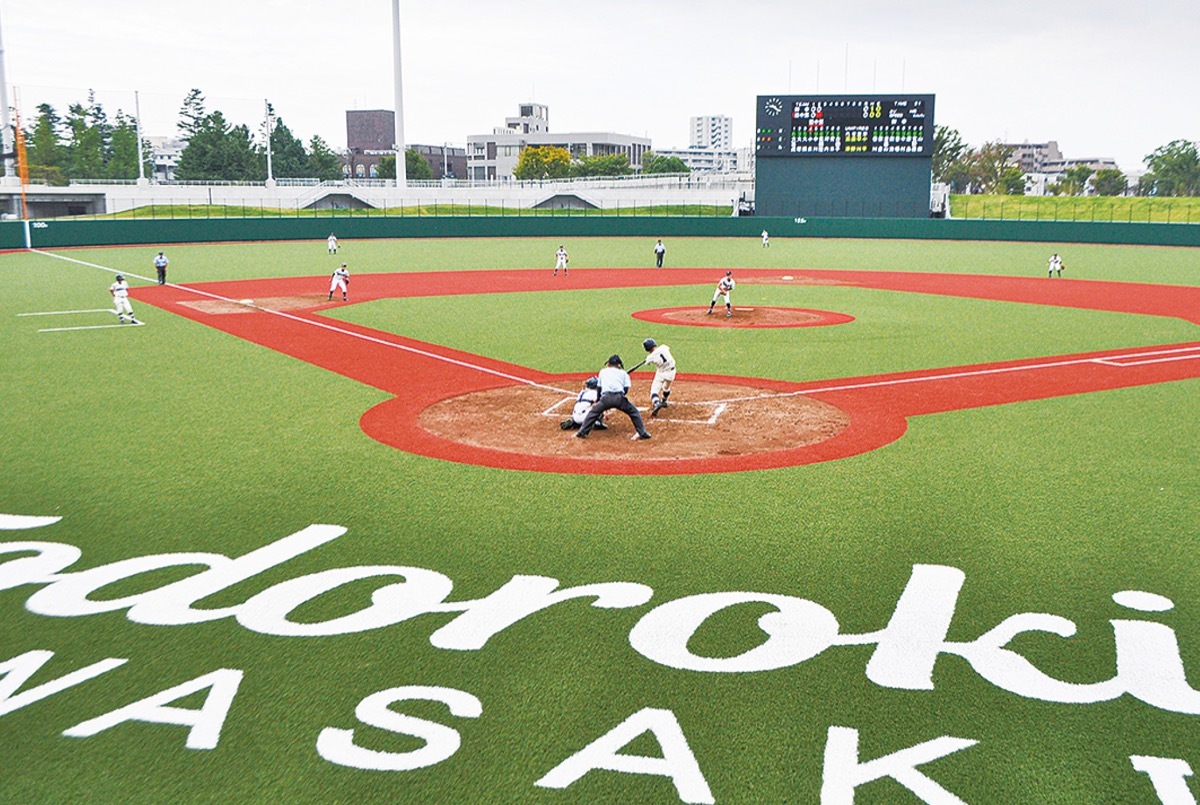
[406, 148, 433, 180]
[178, 89, 207, 140]
[268, 117, 309, 178]
[377, 154, 396, 180]
[1055, 164, 1094, 196]
[25, 104, 67, 171]
[65, 102, 104, 178]
[1092, 168, 1128, 197]
[1142, 140, 1200, 197]
[998, 166, 1026, 195]
[641, 152, 690, 174]
[513, 145, 572, 180]
[968, 141, 1015, 194]
[105, 111, 146, 179]
[571, 153, 632, 177]
[176, 110, 260, 181]
[932, 126, 969, 184]
[306, 135, 343, 181]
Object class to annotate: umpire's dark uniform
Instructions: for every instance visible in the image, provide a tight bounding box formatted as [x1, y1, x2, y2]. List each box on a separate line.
[576, 355, 651, 440]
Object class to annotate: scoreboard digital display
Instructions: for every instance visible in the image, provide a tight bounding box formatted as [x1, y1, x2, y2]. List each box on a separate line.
[756, 94, 935, 157]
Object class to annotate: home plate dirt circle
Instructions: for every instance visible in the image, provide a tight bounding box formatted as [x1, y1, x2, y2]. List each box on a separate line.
[632, 306, 855, 328]
[419, 380, 850, 462]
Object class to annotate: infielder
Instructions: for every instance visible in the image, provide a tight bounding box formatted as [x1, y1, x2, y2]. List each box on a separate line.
[641, 338, 676, 417]
[553, 245, 569, 276]
[109, 274, 139, 324]
[575, 355, 651, 440]
[707, 270, 735, 317]
[153, 251, 169, 285]
[559, 377, 608, 431]
[328, 263, 350, 300]
[1047, 252, 1064, 277]
[328, 233, 339, 254]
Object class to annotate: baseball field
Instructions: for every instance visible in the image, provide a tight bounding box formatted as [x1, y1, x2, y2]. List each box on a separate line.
[2, 234, 1199, 802]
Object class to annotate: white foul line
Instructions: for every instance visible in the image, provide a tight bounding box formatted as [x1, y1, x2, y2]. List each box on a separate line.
[32, 249, 573, 396]
[40, 321, 146, 333]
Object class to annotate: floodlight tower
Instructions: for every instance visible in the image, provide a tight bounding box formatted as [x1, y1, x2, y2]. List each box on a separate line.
[392, 0, 406, 186]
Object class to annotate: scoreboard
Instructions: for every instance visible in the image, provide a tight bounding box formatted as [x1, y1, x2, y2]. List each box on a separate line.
[757, 94, 935, 157]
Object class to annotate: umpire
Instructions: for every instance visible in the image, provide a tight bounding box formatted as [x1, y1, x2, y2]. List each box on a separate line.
[575, 355, 652, 440]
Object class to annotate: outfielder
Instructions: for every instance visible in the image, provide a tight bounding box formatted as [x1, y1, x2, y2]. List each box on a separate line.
[153, 251, 169, 285]
[575, 355, 651, 440]
[1047, 252, 1064, 278]
[328, 263, 350, 301]
[640, 338, 676, 417]
[707, 270, 735, 317]
[328, 233, 339, 254]
[559, 377, 608, 431]
[109, 274, 139, 324]
[553, 245, 569, 276]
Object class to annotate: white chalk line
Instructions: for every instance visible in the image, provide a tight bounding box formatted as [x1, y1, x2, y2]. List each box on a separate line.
[33, 250, 1200, 408]
[32, 249, 574, 396]
[540, 396, 726, 426]
[40, 321, 146, 333]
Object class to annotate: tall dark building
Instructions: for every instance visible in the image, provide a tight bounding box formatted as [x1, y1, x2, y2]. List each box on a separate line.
[346, 110, 396, 152]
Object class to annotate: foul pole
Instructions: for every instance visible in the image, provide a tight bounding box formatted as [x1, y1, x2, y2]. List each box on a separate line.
[392, 0, 407, 186]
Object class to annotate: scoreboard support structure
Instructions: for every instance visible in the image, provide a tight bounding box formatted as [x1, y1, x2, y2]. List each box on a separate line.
[754, 94, 935, 219]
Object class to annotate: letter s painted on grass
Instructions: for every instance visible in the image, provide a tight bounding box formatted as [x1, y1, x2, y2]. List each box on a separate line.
[316, 686, 482, 771]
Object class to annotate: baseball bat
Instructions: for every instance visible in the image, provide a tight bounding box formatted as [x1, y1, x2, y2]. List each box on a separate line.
[627, 360, 647, 373]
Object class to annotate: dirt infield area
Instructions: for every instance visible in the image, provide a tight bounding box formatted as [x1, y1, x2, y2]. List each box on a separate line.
[419, 380, 850, 461]
[633, 306, 856, 329]
[179, 295, 330, 314]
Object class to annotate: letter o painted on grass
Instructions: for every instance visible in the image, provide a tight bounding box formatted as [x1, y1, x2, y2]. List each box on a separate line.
[629, 592, 839, 672]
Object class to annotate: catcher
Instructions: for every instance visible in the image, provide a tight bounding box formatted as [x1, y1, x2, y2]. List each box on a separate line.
[560, 377, 608, 431]
[707, 271, 735, 317]
[639, 338, 676, 417]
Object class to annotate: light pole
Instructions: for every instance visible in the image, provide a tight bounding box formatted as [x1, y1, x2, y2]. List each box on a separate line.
[392, 0, 406, 186]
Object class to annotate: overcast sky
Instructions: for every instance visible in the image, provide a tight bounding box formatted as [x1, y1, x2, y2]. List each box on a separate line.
[4, 0, 1197, 172]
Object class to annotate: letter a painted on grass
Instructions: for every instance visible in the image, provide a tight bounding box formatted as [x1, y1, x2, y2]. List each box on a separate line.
[1130, 756, 1197, 805]
[821, 726, 976, 805]
[535, 707, 714, 804]
[63, 668, 243, 750]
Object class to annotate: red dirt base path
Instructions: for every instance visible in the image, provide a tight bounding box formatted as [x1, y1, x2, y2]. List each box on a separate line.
[134, 266, 1200, 475]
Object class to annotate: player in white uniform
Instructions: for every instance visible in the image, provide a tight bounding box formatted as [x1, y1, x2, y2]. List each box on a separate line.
[559, 377, 608, 431]
[553, 245, 569, 276]
[761, 229, 770, 248]
[1047, 253, 1063, 277]
[707, 271, 735, 317]
[328, 263, 350, 300]
[653, 239, 666, 268]
[109, 274, 138, 324]
[328, 233, 339, 254]
[641, 338, 676, 417]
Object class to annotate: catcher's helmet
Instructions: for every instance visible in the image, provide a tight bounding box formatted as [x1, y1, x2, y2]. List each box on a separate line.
[607, 354, 623, 368]
[643, 338, 657, 352]
[115, 274, 125, 281]
[585, 376, 599, 389]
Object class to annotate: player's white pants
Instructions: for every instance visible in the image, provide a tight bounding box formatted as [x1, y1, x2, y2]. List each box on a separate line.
[712, 291, 731, 305]
[113, 297, 134, 319]
[651, 371, 675, 400]
[330, 278, 348, 294]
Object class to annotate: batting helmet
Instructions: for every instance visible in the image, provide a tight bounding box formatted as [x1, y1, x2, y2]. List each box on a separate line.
[607, 354, 623, 368]
[585, 376, 599, 389]
[115, 274, 124, 281]
[643, 338, 657, 352]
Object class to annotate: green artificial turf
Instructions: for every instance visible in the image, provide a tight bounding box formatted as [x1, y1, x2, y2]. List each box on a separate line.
[2, 236, 1198, 802]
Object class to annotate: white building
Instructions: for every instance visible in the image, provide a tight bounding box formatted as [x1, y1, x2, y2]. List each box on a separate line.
[147, 136, 186, 182]
[653, 146, 754, 174]
[690, 115, 733, 150]
[465, 103, 651, 181]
